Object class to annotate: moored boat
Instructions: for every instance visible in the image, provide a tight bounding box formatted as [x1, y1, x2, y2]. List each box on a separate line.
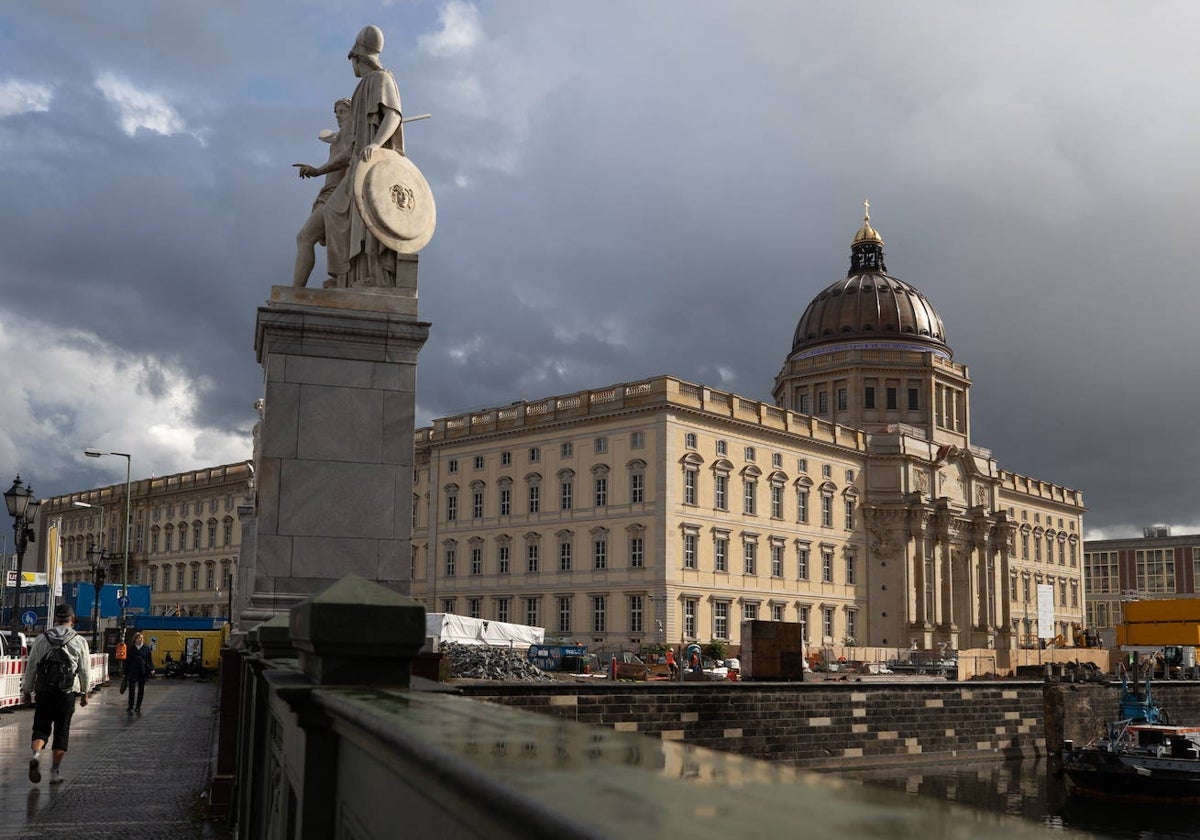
[1062, 672, 1200, 804]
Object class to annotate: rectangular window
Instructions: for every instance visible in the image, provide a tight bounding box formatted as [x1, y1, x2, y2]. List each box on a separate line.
[714, 474, 727, 510]
[592, 596, 607, 633]
[886, 387, 898, 410]
[846, 609, 858, 643]
[559, 541, 572, 571]
[527, 543, 539, 573]
[822, 606, 835, 641]
[846, 553, 856, 584]
[207, 522, 216, 548]
[500, 487, 511, 516]
[631, 473, 644, 504]
[771, 485, 783, 519]
[837, 388, 847, 411]
[683, 533, 698, 569]
[561, 442, 573, 458]
[561, 480, 573, 510]
[594, 437, 607, 454]
[501, 451, 512, 466]
[818, 391, 828, 414]
[498, 544, 510, 574]
[630, 595, 644, 633]
[908, 388, 919, 411]
[465, 598, 480, 619]
[771, 543, 784, 578]
[557, 597, 571, 634]
[797, 545, 809, 580]
[684, 469, 697, 505]
[772, 603, 784, 622]
[797, 490, 808, 523]
[821, 495, 833, 527]
[864, 387, 875, 409]
[798, 605, 810, 642]
[442, 599, 455, 614]
[684, 598, 697, 638]
[594, 476, 608, 507]
[745, 446, 756, 462]
[223, 522, 232, 547]
[529, 447, 540, 462]
[845, 499, 855, 530]
[772, 452, 783, 468]
[206, 566, 214, 589]
[1136, 548, 1176, 593]
[714, 535, 728, 573]
[474, 456, 485, 470]
[446, 494, 457, 522]
[631, 431, 645, 449]
[743, 602, 758, 622]
[743, 480, 756, 515]
[593, 537, 607, 570]
[714, 602, 729, 639]
[448, 459, 458, 474]
[444, 545, 456, 576]
[528, 485, 540, 514]
[473, 491, 484, 519]
[822, 548, 834, 583]
[743, 540, 757, 575]
[525, 598, 539, 627]
[630, 536, 644, 568]
[176, 567, 185, 589]
[799, 393, 810, 414]
[497, 598, 510, 623]
[471, 546, 482, 575]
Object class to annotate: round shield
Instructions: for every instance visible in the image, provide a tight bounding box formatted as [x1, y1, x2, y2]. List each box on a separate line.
[353, 149, 436, 253]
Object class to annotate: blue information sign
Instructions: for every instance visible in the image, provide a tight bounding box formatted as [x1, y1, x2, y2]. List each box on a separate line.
[20, 611, 36, 626]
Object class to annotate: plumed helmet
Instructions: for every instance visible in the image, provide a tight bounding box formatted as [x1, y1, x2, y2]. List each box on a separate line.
[349, 25, 384, 60]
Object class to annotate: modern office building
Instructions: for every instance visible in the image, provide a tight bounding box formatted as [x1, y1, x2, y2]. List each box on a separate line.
[1083, 526, 1200, 638]
[411, 211, 1086, 653]
[38, 461, 253, 618]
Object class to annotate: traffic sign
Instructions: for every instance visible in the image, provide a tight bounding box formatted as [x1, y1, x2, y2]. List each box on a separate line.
[117, 595, 131, 609]
[20, 611, 36, 626]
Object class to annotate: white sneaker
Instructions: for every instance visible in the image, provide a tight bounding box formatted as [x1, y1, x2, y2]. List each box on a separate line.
[28, 755, 40, 783]
[49, 769, 63, 785]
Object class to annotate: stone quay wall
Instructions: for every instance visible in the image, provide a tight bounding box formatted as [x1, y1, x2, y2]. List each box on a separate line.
[455, 680, 1046, 771]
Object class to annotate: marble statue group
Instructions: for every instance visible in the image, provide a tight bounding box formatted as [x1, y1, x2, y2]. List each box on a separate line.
[293, 25, 435, 289]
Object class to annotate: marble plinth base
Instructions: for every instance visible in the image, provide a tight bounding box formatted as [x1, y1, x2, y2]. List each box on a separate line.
[238, 286, 430, 631]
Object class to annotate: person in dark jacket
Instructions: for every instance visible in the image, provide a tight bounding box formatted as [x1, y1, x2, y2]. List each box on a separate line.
[124, 632, 154, 713]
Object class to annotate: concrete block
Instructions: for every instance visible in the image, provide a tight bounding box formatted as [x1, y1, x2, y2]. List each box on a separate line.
[277, 461, 396, 538]
[296, 384, 384, 462]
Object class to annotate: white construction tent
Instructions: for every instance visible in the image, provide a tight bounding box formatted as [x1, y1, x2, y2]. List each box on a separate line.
[424, 613, 545, 650]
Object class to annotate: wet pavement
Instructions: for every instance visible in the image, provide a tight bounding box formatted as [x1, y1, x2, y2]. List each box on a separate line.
[0, 677, 228, 839]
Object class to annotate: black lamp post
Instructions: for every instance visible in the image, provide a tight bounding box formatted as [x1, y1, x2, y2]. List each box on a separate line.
[4, 476, 41, 632]
[86, 544, 108, 648]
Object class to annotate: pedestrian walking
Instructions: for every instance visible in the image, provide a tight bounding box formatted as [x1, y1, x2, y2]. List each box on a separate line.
[21, 603, 91, 785]
[124, 631, 154, 713]
[665, 648, 678, 679]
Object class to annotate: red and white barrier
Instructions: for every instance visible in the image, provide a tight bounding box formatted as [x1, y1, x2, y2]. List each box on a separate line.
[0, 652, 110, 708]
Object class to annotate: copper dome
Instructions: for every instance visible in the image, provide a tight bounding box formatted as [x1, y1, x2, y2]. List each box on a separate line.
[789, 207, 950, 359]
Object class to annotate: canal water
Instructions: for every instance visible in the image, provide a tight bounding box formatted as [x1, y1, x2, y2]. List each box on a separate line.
[838, 759, 1200, 839]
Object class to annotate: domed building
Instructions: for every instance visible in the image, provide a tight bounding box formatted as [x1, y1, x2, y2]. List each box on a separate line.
[411, 207, 1085, 664]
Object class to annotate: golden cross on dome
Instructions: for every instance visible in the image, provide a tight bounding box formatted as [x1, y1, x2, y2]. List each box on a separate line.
[863, 198, 871, 223]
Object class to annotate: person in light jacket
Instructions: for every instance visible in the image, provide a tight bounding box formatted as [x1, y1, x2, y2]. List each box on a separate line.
[21, 603, 91, 785]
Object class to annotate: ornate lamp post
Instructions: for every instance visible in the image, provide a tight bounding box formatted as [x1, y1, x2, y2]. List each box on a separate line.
[85, 543, 108, 648]
[4, 476, 42, 631]
[84, 450, 132, 634]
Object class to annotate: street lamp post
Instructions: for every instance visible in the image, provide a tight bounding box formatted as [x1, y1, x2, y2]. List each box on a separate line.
[4, 476, 42, 632]
[85, 544, 107, 648]
[84, 450, 131, 635]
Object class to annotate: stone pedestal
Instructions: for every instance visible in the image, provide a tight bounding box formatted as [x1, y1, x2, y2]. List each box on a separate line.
[239, 282, 429, 627]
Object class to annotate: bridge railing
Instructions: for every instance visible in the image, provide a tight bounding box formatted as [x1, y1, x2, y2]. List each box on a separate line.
[218, 575, 1069, 840]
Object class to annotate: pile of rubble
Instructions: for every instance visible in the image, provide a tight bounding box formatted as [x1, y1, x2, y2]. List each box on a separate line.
[440, 642, 556, 682]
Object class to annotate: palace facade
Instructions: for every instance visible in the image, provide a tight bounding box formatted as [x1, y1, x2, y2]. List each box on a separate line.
[411, 212, 1086, 653]
[39, 462, 253, 618]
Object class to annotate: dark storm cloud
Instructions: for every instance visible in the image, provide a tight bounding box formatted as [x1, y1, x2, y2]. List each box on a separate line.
[0, 1, 1196, 536]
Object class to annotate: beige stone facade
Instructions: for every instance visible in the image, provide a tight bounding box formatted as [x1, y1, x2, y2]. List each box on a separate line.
[40, 462, 253, 618]
[411, 214, 1085, 654]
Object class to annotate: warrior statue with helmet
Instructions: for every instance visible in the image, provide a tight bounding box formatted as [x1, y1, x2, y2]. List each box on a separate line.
[293, 25, 436, 289]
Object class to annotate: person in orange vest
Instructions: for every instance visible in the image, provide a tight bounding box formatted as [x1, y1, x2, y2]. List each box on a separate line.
[665, 648, 678, 679]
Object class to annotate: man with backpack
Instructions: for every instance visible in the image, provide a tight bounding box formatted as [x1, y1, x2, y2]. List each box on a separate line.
[20, 603, 91, 785]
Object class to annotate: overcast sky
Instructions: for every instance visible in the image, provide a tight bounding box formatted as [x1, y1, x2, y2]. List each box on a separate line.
[0, 1, 1195, 539]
